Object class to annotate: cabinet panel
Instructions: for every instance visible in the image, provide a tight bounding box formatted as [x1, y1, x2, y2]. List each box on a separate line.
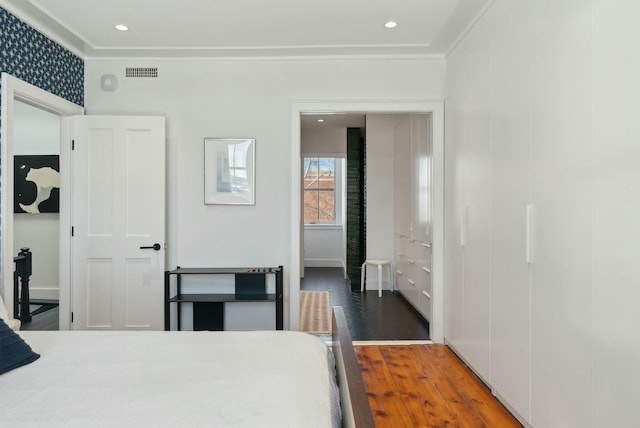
[489, 0, 532, 422]
[459, 35, 492, 382]
[530, 1, 594, 426]
[443, 48, 467, 346]
[411, 114, 431, 244]
[593, 3, 640, 426]
[394, 116, 412, 237]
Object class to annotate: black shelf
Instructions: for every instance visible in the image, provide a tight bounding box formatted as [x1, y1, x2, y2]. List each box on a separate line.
[169, 267, 281, 275]
[169, 293, 279, 303]
[164, 265, 283, 331]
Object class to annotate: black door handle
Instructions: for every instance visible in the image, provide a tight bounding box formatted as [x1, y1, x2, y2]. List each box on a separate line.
[140, 243, 161, 251]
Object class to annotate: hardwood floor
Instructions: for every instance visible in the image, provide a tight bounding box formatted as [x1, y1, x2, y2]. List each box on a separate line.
[356, 344, 522, 428]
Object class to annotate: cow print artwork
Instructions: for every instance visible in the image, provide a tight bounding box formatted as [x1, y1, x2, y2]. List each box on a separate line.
[14, 155, 60, 214]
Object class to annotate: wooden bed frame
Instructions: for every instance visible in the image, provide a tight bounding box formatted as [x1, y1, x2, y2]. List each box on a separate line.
[331, 306, 375, 428]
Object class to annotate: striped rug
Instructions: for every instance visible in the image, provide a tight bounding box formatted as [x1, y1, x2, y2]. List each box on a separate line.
[299, 291, 331, 334]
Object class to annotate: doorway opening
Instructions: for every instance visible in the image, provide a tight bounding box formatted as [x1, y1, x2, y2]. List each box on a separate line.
[1, 73, 84, 330]
[13, 101, 61, 330]
[290, 102, 445, 343]
[300, 113, 363, 282]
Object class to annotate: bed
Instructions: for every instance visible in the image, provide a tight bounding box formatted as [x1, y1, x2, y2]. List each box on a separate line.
[0, 306, 374, 428]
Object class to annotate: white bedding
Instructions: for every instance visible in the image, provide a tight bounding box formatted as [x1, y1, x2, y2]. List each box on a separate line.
[0, 330, 340, 428]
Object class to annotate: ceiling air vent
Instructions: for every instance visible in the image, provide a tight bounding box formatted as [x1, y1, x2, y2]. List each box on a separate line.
[125, 67, 158, 78]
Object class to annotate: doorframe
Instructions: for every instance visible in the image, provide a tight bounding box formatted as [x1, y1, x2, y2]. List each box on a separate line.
[1, 73, 84, 329]
[290, 101, 445, 342]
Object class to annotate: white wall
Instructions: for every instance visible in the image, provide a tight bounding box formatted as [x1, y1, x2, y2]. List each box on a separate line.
[445, 0, 640, 426]
[363, 115, 396, 290]
[13, 101, 60, 300]
[301, 126, 346, 155]
[303, 226, 344, 268]
[85, 57, 445, 327]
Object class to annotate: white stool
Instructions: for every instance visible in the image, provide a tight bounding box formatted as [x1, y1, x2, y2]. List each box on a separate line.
[360, 260, 393, 297]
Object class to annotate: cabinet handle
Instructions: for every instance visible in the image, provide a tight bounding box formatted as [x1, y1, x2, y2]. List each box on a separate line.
[526, 204, 534, 264]
[408, 258, 415, 264]
[422, 267, 431, 273]
[422, 243, 431, 248]
[396, 270, 403, 276]
[408, 279, 416, 286]
[422, 290, 431, 299]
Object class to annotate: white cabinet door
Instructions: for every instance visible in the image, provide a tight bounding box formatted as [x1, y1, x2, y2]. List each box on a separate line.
[411, 114, 431, 244]
[443, 50, 467, 347]
[394, 115, 412, 237]
[72, 116, 165, 330]
[489, 2, 533, 420]
[593, 4, 640, 427]
[458, 37, 493, 381]
[530, 1, 594, 425]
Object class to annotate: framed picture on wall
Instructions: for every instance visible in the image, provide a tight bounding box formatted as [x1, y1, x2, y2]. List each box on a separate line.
[14, 155, 60, 214]
[204, 138, 255, 205]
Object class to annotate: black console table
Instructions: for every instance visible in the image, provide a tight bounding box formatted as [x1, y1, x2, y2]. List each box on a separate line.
[164, 266, 283, 331]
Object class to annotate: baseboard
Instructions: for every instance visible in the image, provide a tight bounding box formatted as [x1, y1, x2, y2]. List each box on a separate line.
[28, 287, 59, 301]
[304, 259, 343, 268]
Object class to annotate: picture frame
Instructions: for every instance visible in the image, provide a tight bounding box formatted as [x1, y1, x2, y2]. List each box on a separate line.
[204, 138, 255, 205]
[14, 154, 60, 213]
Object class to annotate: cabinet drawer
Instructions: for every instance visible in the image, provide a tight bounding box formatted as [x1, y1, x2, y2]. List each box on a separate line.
[417, 263, 432, 297]
[401, 276, 419, 309]
[419, 288, 432, 321]
[394, 255, 407, 292]
[395, 234, 408, 257]
[413, 241, 432, 270]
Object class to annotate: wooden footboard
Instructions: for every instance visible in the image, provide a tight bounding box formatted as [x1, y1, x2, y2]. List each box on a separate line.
[331, 306, 375, 428]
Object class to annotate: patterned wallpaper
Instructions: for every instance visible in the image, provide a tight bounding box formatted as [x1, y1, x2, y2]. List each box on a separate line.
[0, 7, 84, 106]
[0, 7, 83, 268]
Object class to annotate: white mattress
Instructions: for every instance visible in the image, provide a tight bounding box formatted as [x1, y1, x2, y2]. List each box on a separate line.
[0, 330, 340, 428]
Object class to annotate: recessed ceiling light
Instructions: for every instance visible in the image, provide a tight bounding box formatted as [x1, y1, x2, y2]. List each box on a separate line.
[385, 21, 398, 29]
[317, 119, 325, 123]
[114, 24, 129, 32]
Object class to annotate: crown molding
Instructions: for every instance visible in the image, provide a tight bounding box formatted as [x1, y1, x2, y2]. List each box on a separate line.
[0, 0, 85, 57]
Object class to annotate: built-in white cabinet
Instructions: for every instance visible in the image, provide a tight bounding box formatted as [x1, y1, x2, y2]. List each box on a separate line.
[393, 114, 432, 321]
[442, 1, 640, 426]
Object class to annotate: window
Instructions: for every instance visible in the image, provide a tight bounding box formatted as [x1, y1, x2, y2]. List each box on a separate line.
[303, 157, 340, 224]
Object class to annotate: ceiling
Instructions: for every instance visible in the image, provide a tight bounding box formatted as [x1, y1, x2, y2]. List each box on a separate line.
[1, 0, 492, 58]
[301, 113, 366, 133]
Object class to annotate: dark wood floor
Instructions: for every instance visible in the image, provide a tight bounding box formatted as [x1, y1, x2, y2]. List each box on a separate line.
[301, 267, 430, 341]
[20, 304, 59, 331]
[357, 344, 523, 428]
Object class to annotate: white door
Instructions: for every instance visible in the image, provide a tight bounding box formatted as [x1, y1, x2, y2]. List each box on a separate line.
[72, 116, 165, 330]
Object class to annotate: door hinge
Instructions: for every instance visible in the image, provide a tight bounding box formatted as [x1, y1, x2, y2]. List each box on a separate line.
[71, 226, 74, 237]
[72, 139, 75, 150]
[71, 312, 74, 322]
